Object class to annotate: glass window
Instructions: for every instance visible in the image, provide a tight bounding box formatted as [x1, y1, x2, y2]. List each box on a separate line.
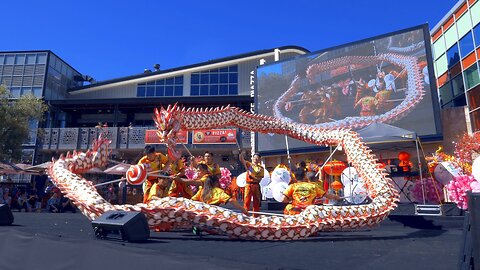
[165, 77, 174, 85]
[156, 79, 164, 85]
[229, 73, 238, 83]
[459, 32, 475, 57]
[456, 13, 472, 38]
[229, 84, 238, 95]
[471, 1, 480, 26]
[5, 55, 14, 65]
[439, 82, 453, 105]
[446, 44, 460, 67]
[444, 26, 458, 49]
[37, 54, 47, 64]
[174, 85, 183, 96]
[15, 55, 25, 65]
[174, 76, 183, 84]
[147, 80, 155, 86]
[155, 86, 164, 96]
[200, 74, 209, 84]
[451, 75, 465, 97]
[0, 55, 4, 64]
[229, 65, 238, 72]
[10, 87, 21, 98]
[209, 68, 219, 73]
[219, 67, 228, 72]
[219, 85, 228, 95]
[200, 85, 208, 95]
[465, 64, 480, 89]
[137, 86, 146, 97]
[453, 93, 467, 107]
[21, 87, 32, 96]
[209, 73, 218, 83]
[209, 85, 219, 95]
[26, 54, 36, 65]
[474, 23, 480, 48]
[191, 85, 199, 95]
[219, 73, 228, 83]
[146, 86, 155, 96]
[165, 85, 174, 96]
[468, 84, 480, 111]
[471, 109, 480, 132]
[138, 82, 146, 86]
[191, 74, 199, 84]
[32, 87, 42, 97]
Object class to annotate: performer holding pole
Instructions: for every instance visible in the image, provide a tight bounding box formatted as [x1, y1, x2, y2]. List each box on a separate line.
[138, 145, 170, 203]
[239, 151, 264, 216]
[167, 154, 193, 198]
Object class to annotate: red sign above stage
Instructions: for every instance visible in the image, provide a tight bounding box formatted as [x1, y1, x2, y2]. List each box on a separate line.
[145, 129, 188, 144]
[192, 129, 237, 144]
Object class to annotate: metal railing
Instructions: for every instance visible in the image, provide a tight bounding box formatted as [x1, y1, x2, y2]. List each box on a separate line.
[40, 127, 250, 150]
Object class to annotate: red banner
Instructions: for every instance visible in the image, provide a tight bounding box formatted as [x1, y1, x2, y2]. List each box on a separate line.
[192, 129, 237, 144]
[145, 129, 188, 144]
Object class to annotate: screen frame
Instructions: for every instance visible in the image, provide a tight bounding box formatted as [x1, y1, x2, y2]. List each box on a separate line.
[254, 23, 442, 156]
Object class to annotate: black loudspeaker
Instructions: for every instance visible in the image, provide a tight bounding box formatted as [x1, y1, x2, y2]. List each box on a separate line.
[91, 211, 150, 242]
[0, 204, 14, 226]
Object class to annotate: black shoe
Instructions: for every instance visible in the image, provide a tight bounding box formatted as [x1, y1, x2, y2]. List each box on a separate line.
[192, 227, 201, 236]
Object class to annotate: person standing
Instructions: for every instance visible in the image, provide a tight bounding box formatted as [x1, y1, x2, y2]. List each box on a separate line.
[239, 152, 264, 215]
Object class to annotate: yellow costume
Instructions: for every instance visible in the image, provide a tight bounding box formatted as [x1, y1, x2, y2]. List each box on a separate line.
[192, 187, 231, 206]
[283, 182, 325, 215]
[199, 161, 221, 177]
[244, 161, 264, 212]
[138, 153, 168, 203]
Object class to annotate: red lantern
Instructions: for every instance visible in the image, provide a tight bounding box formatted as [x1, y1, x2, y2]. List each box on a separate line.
[398, 151, 411, 162]
[331, 180, 343, 195]
[323, 160, 347, 176]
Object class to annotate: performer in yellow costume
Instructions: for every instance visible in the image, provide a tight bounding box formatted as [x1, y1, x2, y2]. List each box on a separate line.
[190, 152, 221, 178]
[192, 175, 247, 213]
[138, 145, 169, 203]
[167, 156, 193, 198]
[240, 152, 264, 214]
[283, 168, 340, 215]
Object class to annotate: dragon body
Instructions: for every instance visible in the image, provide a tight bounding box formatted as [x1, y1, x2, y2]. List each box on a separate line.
[48, 106, 399, 240]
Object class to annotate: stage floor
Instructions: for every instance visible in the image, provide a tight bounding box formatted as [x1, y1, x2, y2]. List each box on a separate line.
[0, 212, 464, 270]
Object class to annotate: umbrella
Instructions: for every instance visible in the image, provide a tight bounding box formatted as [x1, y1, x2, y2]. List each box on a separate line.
[104, 163, 131, 175]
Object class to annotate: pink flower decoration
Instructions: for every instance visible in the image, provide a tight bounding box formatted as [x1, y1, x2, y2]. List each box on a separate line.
[411, 178, 444, 203]
[219, 167, 232, 189]
[447, 175, 475, 209]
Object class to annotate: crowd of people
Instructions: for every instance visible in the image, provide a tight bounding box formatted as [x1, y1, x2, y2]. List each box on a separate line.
[0, 171, 76, 213]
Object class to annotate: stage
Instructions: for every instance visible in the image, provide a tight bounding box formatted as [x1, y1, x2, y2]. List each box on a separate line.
[0, 210, 464, 270]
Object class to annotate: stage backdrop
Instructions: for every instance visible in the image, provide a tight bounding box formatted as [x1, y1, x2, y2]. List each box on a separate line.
[256, 24, 441, 154]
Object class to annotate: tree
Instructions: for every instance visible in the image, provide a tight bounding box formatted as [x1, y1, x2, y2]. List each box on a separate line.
[0, 85, 48, 162]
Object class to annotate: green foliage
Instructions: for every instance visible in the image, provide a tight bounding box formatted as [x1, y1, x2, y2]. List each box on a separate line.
[0, 85, 48, 162]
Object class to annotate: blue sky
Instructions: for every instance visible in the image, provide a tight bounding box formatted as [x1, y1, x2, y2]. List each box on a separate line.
[2, 0, 456, 81]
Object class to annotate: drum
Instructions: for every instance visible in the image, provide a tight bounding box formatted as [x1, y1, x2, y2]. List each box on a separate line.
[272, 182, 289, 202]
[271, 167, 291, 184]
[236, 172, 247, 188]
[262, 184, 274, 199]
[343, 182, 367, 204]
[340, 167, 363, 186]
[259, 169, 271, 188]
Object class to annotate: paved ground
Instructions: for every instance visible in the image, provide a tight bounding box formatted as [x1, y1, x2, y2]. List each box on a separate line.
[0, 211, 465, 270]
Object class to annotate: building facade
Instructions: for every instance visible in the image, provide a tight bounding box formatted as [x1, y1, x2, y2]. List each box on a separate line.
[20, 47, 308, 174]
[431, 0, 480, 131]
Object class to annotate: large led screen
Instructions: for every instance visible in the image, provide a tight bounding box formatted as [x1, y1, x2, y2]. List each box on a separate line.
[256, 25, 441, 153]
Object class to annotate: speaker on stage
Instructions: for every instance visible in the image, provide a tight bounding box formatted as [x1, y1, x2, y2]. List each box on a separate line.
[91, 211, 149, 242]
[0, 204, 14, 226]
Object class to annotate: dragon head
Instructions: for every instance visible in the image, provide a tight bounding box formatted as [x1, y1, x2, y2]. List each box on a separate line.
[154, 103, 182, 160]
